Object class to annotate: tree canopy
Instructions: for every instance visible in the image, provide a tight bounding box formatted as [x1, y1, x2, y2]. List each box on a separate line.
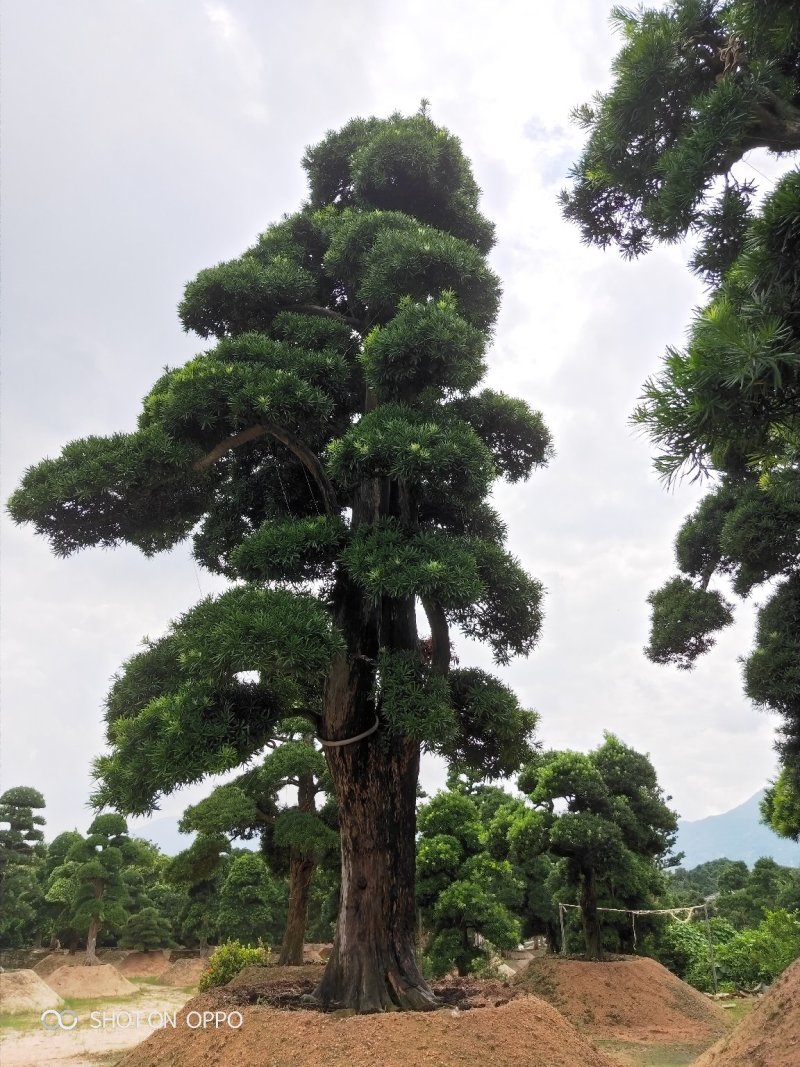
[561, 0, 800, 282]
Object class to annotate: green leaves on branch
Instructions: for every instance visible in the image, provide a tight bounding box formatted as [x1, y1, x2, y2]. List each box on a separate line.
[7, 427, 208, 556]
[93, 588, 342, 814]
[561, 0, 800, 279]
[449, 390, 554, 483]
[444, 669, 538, 779]
[232, 516, 349, 584]
[361, 294, 486, 401]
[646, 576, 734, 669]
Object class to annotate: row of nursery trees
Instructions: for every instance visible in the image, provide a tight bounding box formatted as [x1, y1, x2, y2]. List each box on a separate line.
[6, 0, 800, 1011]
[3, 773, 798, 992]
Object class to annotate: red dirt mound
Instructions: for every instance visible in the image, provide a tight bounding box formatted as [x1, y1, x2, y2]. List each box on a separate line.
[117, 990, 617, 1067]
[694, 957, 800, 1067]
[117, 950, 172, 978]
[45, 963, 137, 998]
[160, 958, 207, 988]
[515, 955, 728, 1043]
[33, 949, 127, 976]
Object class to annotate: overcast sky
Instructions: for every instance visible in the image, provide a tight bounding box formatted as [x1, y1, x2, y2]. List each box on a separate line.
[1, 0, 793, 842]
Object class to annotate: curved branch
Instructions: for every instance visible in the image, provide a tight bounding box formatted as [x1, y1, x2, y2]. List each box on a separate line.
[422, 597, 451, 676]
[290, 304, 363, 329]
[193, 422, 339, 515]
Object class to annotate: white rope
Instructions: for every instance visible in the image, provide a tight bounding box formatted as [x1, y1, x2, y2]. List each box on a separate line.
[557, 903, 704, 920]
[318, 718, 380, 747]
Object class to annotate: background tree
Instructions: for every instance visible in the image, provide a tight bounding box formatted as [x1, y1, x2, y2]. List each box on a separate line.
[0, 786, 46, 875]
[0, 787, 46, 948]
[216, 852, 285, 946]
[9, 110, 550, 1011]
[762, 768, 800, 841]
[166, 833, 230, 949]
[519, 734, 679, 959]
[561, 0, 800, 282]
[179, 721, 337, 963]
[65, 813, 133, 964]
[119, 906, 176, 952]
[416, 787, 522, 976]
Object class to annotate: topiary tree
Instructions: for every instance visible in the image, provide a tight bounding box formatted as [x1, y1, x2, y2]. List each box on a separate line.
[179, 721, 337, 964]
[8, 110, 550, 1010]
[0, 786, 46, 877]
[66, 813, 133, 964]
[216, 852, 284, 946]
[119, 906, 176, 952]
[416, 787, 522, 976]
[561, 0, 800, 283]
[520, 734, 679, 960]
[166, 832, 230, 950]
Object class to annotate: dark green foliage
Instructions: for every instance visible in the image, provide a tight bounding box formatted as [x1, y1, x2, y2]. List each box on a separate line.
[119, 907, 175, 952]
[416, 789, 522, 976]
[762, 768, 800, 841]
[632, 171, 800, 783]
[216, 853, 285, 945]
[0, 787, 46, 874]
[520, 735, 679, 958]
[561, 0, 800, 282]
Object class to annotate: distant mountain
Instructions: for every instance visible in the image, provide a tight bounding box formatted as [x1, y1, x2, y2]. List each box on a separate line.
[676, 790, 800, 869]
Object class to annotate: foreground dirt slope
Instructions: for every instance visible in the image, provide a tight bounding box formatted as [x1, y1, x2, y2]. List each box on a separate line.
[694, 957, 800, 1067]
[119, 989, 618, 1067]
[515, 955, 728, 1043]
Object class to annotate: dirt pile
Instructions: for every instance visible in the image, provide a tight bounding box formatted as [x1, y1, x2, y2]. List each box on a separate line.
[45, 963, 137, 998]
[0, 969, 65, 1014]
[304, 942, 332, 963]
[33, 949, 127, 976]
[160, 958, 207, 988]
[516, 955, 728, 1043]
[117, 950, 172, 978]
[117, 988, 618, 1067]
[694, 958, 800, 1067]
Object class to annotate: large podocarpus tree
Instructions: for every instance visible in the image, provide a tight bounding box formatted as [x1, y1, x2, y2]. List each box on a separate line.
[9, 111, 550, 1011]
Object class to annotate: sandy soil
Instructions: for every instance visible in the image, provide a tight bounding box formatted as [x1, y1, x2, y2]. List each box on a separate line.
[34, 951, 127, 977]
[516, 955, 729, 1044]
[118, 988, 619, 1067]
[117, 952, 172, 979]
[160, 959, 208, 988]
[0, 970, 65, 1014]
[0, 986, 193, 1067]
[694, 957, 800, 1067]
[46, 964, 138, 999]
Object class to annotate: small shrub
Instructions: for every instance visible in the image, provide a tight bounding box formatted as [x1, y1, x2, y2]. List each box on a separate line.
[198, 939, 271, 991]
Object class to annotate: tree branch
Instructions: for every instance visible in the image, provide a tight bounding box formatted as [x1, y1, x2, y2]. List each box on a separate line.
[193, 422, 339, 515]
[422, 597, 451, 676]
[290, 304, 363, 329]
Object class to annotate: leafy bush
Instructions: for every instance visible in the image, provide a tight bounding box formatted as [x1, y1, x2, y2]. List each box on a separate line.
[715, 910, 800, 988]
[198, 939, 271, 991]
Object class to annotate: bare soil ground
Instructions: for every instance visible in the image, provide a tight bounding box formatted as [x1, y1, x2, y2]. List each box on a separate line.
[46, 965, 138, 999]
[0, 985, 193, 1067]
[515, 955, 729, 1046]
[0, 969, 65, 1014]
[34, 951, 128, 977]
[159, 959, 207, 988]
[117, 952, 172, 979]
[117, 986, 619, 1067]
[693, 957, 800, 1067]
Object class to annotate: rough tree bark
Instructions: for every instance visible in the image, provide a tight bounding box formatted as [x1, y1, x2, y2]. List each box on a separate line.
[85, 916, 100, 966]
[278, 769, 318, 966]
[580, 867, 602, 961]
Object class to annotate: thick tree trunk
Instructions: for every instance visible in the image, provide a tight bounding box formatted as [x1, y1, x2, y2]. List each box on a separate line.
[580, 868, 602, 961]
[85, 917, 100, 966]
[315, 732, 435, 1012]
[279, 851, 315, 965]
